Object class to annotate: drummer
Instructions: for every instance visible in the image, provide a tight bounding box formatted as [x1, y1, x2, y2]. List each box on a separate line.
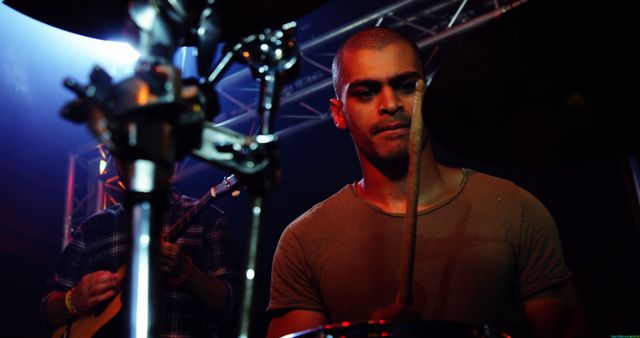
[266, 27, 589, 338]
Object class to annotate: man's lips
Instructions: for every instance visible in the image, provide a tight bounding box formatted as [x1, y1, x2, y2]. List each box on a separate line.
[373, 122, 411, 134]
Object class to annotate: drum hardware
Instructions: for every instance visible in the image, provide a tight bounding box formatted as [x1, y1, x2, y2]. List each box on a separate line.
[4, 0, 326, 337]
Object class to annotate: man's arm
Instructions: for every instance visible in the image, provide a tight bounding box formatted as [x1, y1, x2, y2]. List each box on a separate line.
[267, 309, 327, 338]
[524, 281, 590, 338]
[182, 264, 231, 316]
[43, 270, 120, 328]
[160, 240, 232, 316]
[42, 291, 74, 328]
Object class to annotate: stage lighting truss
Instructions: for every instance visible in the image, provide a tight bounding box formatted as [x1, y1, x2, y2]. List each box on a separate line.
[62, 144, 124, 248]
[212, 0, 520, 133]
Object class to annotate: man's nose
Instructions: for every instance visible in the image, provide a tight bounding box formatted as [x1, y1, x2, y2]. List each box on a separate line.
[379, 87, 402, 115]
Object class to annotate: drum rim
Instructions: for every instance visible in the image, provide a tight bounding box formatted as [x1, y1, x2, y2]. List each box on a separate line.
[284, 319, 510, 338]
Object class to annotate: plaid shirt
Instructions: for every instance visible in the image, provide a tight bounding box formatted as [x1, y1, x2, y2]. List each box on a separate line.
[43, 192, 239, 338]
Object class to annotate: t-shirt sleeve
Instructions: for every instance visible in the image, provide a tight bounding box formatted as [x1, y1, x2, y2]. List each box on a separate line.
[517, 189, 572, 298]
[267, 223, 324, 314]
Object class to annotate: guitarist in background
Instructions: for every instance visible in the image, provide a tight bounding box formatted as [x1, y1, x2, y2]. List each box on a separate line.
[41, 180, 240, 337]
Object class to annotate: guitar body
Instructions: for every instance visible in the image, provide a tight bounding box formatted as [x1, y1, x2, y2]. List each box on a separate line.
[51, 292, 122, 338]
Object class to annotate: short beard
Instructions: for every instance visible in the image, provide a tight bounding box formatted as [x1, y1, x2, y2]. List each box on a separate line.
[358, 133, 430, 181]
[361, 146, 410, 181]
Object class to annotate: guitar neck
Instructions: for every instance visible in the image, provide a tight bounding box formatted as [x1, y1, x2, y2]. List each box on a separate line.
[163, 175, 236, 243]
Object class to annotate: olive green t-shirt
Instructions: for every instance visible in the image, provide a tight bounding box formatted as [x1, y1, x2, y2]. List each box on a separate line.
[268, 169, 571, 335]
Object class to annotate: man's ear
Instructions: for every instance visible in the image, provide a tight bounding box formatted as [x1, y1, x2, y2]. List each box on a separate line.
[330, 98, 347, 130]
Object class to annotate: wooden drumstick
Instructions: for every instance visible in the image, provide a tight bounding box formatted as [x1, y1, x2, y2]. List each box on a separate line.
[396, 79, 426, 307]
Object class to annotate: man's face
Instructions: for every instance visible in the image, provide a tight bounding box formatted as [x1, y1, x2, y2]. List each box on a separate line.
[331, 42, 422, 164]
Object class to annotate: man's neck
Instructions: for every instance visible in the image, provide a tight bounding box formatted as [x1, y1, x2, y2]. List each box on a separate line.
[355, 148, 462, 214]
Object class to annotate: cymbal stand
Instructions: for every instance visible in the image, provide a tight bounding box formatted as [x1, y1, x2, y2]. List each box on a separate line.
[193, 22, 301, 338]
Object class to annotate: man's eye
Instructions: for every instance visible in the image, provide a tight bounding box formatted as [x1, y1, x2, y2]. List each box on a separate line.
[354, 89, 375, 100]
[397, 81, 416, 94]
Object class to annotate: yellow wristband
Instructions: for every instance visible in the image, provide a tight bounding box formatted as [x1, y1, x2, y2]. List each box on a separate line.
[64, 289, 78, 315]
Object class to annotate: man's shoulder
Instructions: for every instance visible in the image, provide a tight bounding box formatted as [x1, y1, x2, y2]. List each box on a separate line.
[466, 169, 527, 195]
[275, 185, 356, 255]
[71, 204, 126, 240]
[285, 184, 355, 232]
[300, 184, 354, 216]
[464, 169, 545, 208]
[79, 204, 126, 227]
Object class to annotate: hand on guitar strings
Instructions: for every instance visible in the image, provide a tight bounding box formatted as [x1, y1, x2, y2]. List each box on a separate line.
[160, 240, 194, 288]
[71, 270, 121, 314]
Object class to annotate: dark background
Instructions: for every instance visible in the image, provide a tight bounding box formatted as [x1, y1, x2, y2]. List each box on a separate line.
[1, 0, 639, 337]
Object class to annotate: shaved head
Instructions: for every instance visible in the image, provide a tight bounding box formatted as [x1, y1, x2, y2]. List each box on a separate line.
[332, 27, 424, 97]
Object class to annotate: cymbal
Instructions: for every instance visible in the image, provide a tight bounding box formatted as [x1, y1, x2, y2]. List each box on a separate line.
[2, 0, 327, 42]
[424, 0, 638, 167]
